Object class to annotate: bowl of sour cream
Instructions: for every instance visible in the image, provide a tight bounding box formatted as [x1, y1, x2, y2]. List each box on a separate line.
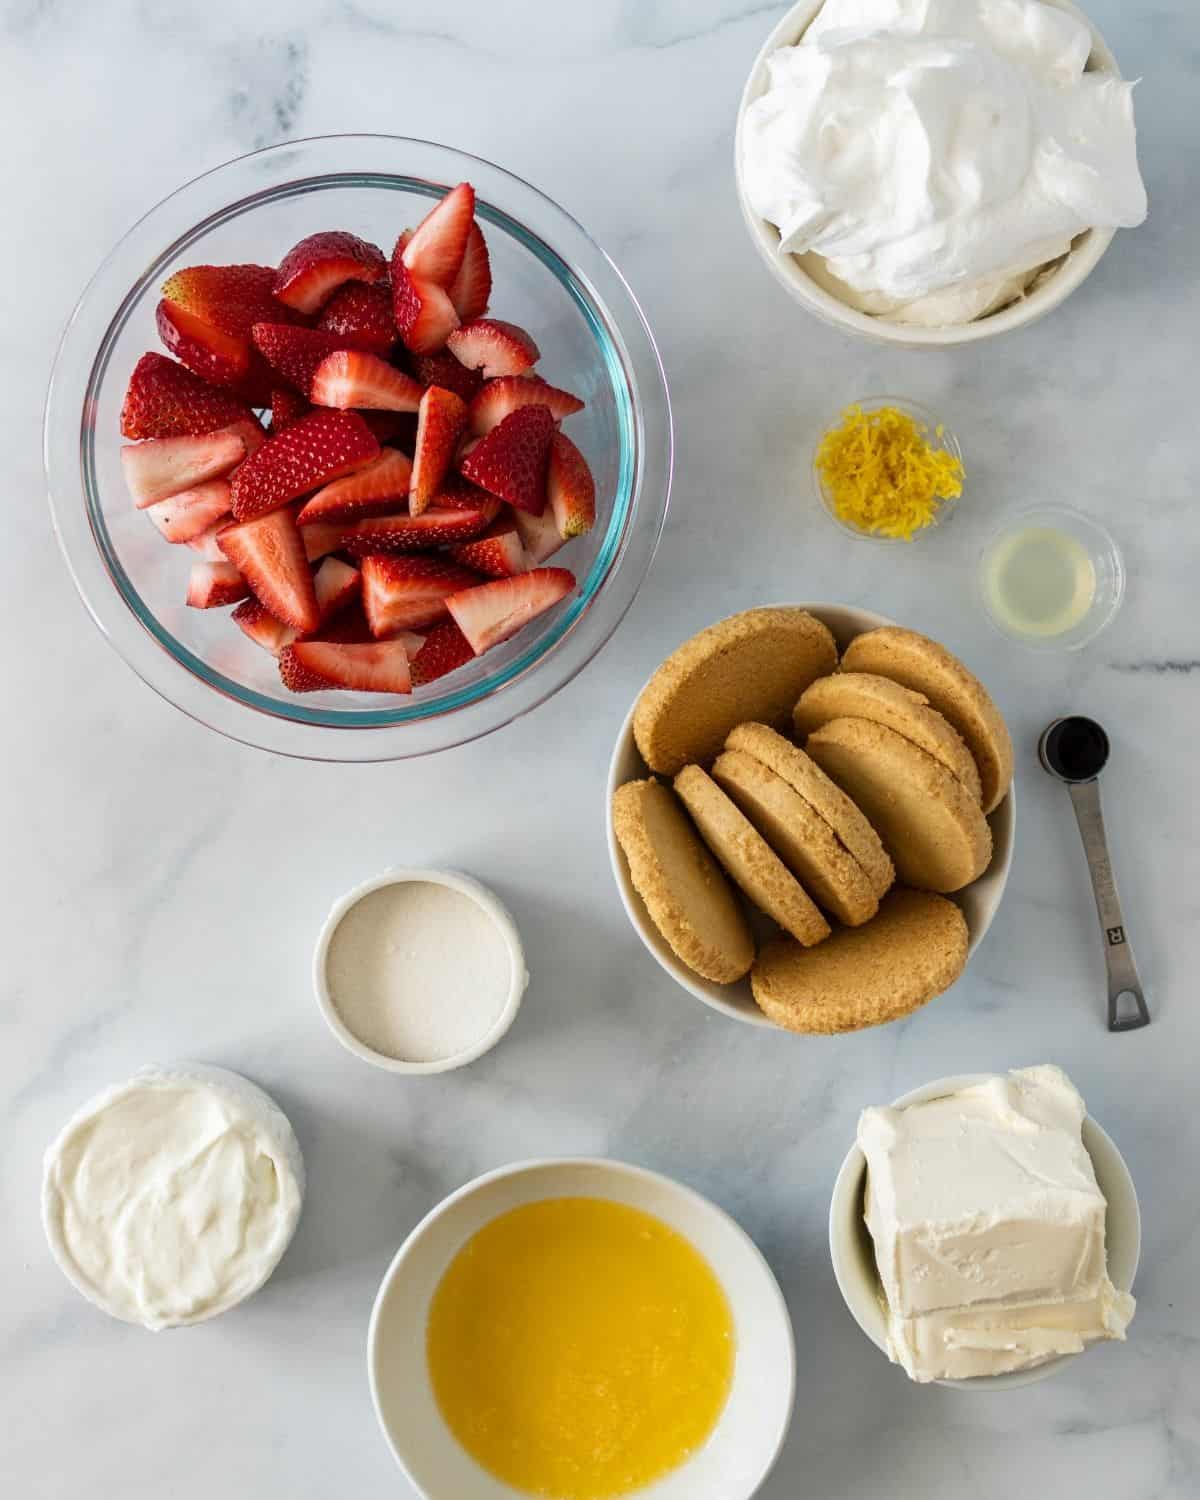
[735, 0, 1147, 346]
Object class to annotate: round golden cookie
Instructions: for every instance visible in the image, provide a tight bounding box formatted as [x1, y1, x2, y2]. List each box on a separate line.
[711, 749, 878, 926]
[674, 765, 830, 947]
[793, 672, 983, 804]
[750, 888, 968, 1034]
[806, 718, 992, 894]
[612, 778, 755, 985]
[839, 627, 1013, 813]
[724, 722, 894, 899]
[633, 608, 838, 777]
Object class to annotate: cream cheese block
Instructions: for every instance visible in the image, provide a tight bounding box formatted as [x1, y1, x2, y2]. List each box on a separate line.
[43, 1063, 304, 1331]
[858, 1065, 1134, 1382]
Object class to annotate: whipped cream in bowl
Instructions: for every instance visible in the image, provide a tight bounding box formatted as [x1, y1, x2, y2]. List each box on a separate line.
[736, 0, 1147, 344]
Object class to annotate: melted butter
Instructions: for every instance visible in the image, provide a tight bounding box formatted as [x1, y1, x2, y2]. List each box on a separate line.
[426, 1197, 735, 1498]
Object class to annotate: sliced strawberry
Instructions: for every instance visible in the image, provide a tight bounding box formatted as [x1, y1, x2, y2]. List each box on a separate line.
[410, 385, 468, 515]
[232, 597, 296, 655]
[120, 353, 255, 440]
[312, 555, 361, 621]
[466, 376, 583, 436]
[446, 318, 539, 378]
[448, 222, 491, 322]
[445, 568, 576, 655]
[512, 505, 566, 565]
[309, 350, 424, 412]
[273, 231, 387, 315]
[252, 324, 354, 396]
[188, 521, 231, 561]
[410, 619, 476, 686]
[279, 639, 412, 695]
[218, 508, 320, 632]
[359, 410, 418, 446]
[270, 386, 312, 433]
[122, 425, 251, 507]
[360, 554, 480, 636]
[307, 600, 375, 644]
[547, 431, 597, 539]
[300, 520, 346, 563]
[340, 498, 499, 557]
[459, 404, 553, 514]
[401, 183, 475, 288]
[144, 478, 233, 544]
[391, 251, 459, 355]
[296, 447, 412, 525]
[316, 281, 396, 356]
[409, 349, 483, 404]
[157, 264, 301, 400]
[186, 559, 249, 609]
[448, 518, 526, 578]
[230, 409, 379, 521]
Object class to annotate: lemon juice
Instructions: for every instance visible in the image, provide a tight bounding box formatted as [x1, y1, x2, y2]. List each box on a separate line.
[981, 525, 1097, 639]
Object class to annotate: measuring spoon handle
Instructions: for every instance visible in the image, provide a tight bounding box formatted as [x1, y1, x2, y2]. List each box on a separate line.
[1066, 779, 1150, 1031]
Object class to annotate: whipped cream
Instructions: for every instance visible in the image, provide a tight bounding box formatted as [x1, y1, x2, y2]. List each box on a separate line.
[859, 1065, 1134, 1381]
[43, 1064, 304, 1331]
[741, 0, 1147, 324]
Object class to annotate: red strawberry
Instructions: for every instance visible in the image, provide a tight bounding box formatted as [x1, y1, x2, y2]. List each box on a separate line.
[512, 505, 566, 565]
[145, 478, 233, 544]
[448, 518, 526, 578]
[296, 447, 412, 525]
[391, 251, 459, 355]
[232, 596, 296, 655]
[273, 231, 387, 315]
[270, 386, 311, 432]
[459, 404, 553, 514]
[279, 640, 412, 695]
[307, 600, 376, 644]
[218, 508, 319, 631]
[316, 281, 396, 356]
[300, 519, 347, 563]
[252, 323, 354, 396]
[309, 350, 424, 411]
[467, 376, 584, 436]
[410, 349, 483, 404]
[402, 183, 475, 287]
[120, 353, 255, 440]
[359, 410, 418, 446]
[230, 409, 379, 521]
[547, 431, 597, 539]
[311, 555, 361, 621]
[411, 619, 476, 686]
[410, 385, 468, 515]
[340, 498, 499, 557]
[188, 520, 231, 561]
[121, 424, 252, 507]
[446, 318, 539, 378]
[157, 264, 301, 400]
[445, 568, 576, 654]
[361, 554, 480, 636]
[186, 559, 249, 609]
[448, 222, 491, 322]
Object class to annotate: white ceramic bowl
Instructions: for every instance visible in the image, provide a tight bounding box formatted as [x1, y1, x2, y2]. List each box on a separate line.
[828, 1073, 1141, 1390]
[606, 604, 1016, 1029]
[313, 868, 528, 1075]
[734, 0, 1123, 348]
[368, 1158, 796, 1499]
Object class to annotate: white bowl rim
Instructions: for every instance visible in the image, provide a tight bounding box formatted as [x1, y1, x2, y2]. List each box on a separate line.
[313, 867, 528, 1075]
[827, 1071, 1142, 1390]
[366, 1155, 798, 1498]
[605, 602, 1016, 1029]
[733, 0, 1123, 347]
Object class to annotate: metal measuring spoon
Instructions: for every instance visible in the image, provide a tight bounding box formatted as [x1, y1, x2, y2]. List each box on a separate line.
[1038, 716, 1150, 1032]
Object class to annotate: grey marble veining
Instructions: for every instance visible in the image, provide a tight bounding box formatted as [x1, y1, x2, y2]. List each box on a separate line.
[3, 1, 1198, 1496]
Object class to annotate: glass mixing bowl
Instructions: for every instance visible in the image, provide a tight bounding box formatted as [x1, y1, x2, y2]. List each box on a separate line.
[44, 136, 672, 760]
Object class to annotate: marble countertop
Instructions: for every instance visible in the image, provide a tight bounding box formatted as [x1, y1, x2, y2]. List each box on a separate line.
[4, 2, 1197, 1496]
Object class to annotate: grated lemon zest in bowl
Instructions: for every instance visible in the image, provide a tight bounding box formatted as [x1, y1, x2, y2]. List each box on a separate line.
[816, 404, 964, 540]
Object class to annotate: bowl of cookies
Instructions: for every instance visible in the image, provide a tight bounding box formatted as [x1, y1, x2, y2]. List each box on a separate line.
[606, 606, 1015, 1031]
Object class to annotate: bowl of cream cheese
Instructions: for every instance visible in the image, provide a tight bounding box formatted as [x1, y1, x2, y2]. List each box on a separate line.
[735, 0, 1147, 345]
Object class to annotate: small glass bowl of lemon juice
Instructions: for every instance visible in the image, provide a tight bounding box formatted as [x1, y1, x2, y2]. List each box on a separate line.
[978, 505, 1124, 651]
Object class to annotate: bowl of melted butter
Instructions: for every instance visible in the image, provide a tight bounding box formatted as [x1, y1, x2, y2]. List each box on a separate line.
[368, 1158, 795, 1499]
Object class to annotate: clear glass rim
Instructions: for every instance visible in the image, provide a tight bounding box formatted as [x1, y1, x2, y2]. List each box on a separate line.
[44, 135, 673, 760]
[811, 394, 963, 545]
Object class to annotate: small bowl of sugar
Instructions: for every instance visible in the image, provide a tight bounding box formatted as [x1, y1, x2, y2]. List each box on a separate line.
[313, 869, 529, 1074]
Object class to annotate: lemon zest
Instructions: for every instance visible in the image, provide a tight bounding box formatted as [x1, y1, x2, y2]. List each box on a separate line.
[816, 404, 964, 540]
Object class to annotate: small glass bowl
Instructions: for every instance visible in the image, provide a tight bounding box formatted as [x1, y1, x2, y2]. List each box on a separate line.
[812, 396, 963, 544]
[977, 504, 1125, 652]
[44, 135, 672, 761]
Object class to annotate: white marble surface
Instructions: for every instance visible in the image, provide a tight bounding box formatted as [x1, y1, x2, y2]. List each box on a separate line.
[3, 2, 1198, 1496]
